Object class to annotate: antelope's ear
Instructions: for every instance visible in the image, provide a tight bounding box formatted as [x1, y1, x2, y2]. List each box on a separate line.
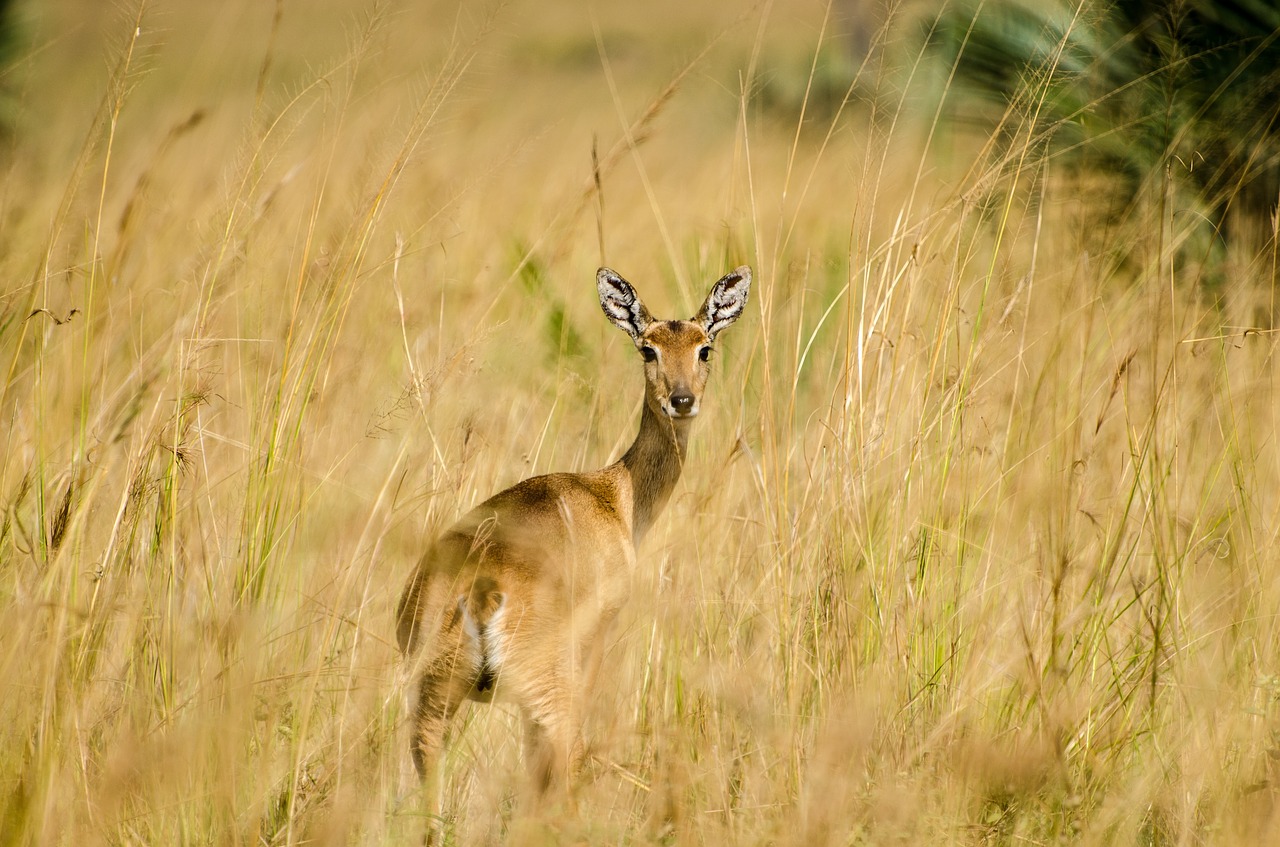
[694, 266, 751, 340]
[597, 268, 652, 341]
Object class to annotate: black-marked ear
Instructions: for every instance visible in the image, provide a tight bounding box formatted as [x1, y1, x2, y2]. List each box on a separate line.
[694, 266, 751, 341]
[597, 268, 652, 341]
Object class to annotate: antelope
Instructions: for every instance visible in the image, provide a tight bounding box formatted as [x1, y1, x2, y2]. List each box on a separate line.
[396, 266, 751, 809]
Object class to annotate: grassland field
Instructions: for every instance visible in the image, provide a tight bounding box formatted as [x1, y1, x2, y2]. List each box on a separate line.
[2, 0, 1280, 844]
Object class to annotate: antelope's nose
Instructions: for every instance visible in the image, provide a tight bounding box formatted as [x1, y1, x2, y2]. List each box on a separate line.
[670, 393, 696, 416]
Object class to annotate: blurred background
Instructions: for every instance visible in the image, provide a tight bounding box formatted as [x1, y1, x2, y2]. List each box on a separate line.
[3, 0, 1280, 844]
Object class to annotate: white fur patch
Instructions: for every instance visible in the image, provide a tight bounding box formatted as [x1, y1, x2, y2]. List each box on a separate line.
[459, 596, 482, 644]
[458, 593, 507, 689]
[484, 603, 507, 673]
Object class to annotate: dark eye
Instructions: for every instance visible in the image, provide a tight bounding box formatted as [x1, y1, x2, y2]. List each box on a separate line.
[641, 346, 657, 362]
[698, 346, 712, 362]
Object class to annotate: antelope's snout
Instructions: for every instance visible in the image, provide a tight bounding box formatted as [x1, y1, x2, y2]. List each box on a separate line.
[667, 391, 698, 418]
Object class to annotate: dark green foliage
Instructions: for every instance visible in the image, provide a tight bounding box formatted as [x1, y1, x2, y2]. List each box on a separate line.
[928, 0, 1280, 280]
[753, 44, 863, 125]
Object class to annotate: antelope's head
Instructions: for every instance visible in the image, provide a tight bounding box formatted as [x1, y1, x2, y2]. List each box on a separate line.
[597, 266, 751, 420]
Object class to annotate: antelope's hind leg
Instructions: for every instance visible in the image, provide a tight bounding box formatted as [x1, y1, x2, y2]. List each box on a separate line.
[411, 646, 477, 772]
[409, 645, 478, 839]
[516, 614, 618, 804]
[519, 678, 586, 803]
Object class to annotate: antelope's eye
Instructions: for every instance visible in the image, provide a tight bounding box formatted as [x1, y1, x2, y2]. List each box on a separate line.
[698, 346, 712, 362]
[640, 346, 658, 363]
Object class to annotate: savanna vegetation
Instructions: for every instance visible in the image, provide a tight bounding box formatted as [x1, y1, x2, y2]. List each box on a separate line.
[3, 0, 1280, 844]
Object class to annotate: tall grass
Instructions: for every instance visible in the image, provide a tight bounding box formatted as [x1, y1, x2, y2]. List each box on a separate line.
[2, 1, 1279, 844]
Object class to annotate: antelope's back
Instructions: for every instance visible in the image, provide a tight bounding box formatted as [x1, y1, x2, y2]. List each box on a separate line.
[396, 468, 635, 657]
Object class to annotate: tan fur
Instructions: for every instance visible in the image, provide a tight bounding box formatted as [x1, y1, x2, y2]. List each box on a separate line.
[396, 266, 751, 809]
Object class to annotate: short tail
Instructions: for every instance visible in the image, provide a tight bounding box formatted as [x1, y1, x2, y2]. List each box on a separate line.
[457, 576, 505, 693]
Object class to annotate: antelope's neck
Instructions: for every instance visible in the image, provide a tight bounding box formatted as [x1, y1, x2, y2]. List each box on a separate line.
[620, 401, 691, 546]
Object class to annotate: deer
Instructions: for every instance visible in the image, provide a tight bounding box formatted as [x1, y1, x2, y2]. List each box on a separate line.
[395, 266, 751, 816]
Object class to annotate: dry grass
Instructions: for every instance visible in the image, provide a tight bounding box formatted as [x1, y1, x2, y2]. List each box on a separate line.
[3, 1, 1280, 844]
